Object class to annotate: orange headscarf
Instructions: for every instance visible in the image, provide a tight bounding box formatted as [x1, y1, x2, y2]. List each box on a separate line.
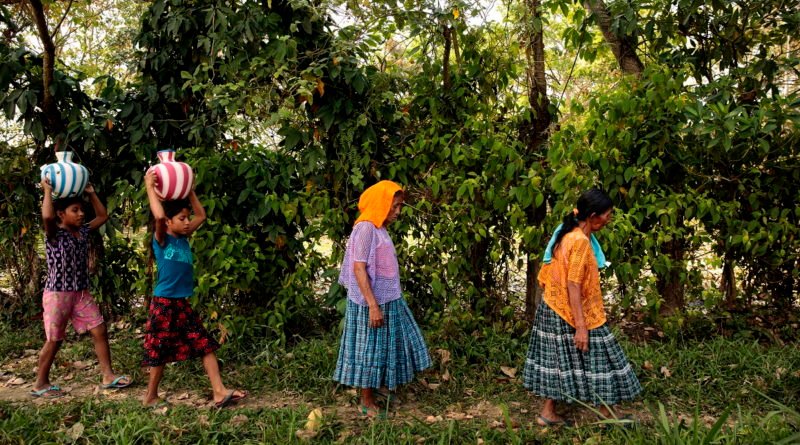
[354, 180, 403, 228]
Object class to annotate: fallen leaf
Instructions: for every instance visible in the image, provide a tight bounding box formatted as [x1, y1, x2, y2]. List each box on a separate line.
[23, 349, 38, 357]
[72, 361, 91, 370]
[435, 349, 451, 365]
[6, 377, 25, 386]
[175, 392, 190, 400]
[198, 415, 210, 428]
[775, 367, 786, 380]
[305, 408, 323, 431]
[643, 361, 654, 371]
[489, 420, 504, 429]
[500, 366, 517, 378]
[230, 414, 249, 427]
[584, 436, 603, 445]
[477, 439, 484, 445]
[441, 369, 451, 382]
[446, 412, 467, 421]
[62, 414, 79, 426]
[67, 422, 84, 441]
[427, 383, 441, 390]
[660, 366, 671, 378]
[295, 429, 318, 441]
[425, 415, 443, 423]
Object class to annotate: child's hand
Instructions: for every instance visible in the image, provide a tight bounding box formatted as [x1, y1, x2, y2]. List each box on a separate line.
[40, 177, 53, 193]
[144, 170, 157, 189]
[84, 183, 96, 194]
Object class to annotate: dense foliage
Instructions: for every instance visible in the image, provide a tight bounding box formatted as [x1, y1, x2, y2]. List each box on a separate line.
[0, 0, 797, 342]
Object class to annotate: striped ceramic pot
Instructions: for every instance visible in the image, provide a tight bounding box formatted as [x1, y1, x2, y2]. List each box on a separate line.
[147, 150, 194, 200]
[40, 151, 89, 199]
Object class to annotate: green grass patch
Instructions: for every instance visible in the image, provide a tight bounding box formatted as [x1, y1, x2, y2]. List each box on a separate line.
[0, 321, 798, 444]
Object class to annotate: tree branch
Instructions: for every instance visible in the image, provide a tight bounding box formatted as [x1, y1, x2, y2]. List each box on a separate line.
[583, 0, 644, 76]
[27, 0, 65, 147]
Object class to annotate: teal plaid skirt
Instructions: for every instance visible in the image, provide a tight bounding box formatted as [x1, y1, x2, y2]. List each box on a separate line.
[333, 298, 431, 389]
[523, 302, 642, 405]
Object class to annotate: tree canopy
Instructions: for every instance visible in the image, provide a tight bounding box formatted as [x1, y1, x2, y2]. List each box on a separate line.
[0, 0, 798, 342]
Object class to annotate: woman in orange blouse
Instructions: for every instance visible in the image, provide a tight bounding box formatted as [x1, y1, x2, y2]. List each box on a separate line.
[523, 189, 641, 426]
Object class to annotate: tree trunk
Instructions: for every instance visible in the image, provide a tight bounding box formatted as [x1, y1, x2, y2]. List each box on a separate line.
[27, 0, 66, 145]
[525, 257, 544, 320]
[720, 254, 737, 309]
[522, 0, 552, 320]
[442, 25, 452, 91]
[656, 238, 686, 316]
[583, 0, 645, 76]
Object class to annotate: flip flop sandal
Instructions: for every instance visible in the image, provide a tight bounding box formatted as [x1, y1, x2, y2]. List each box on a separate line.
[30, 385, 65, 399]
[599, 414, 636, 429]
[215, 390, 247, 409]
[101, 375, 132, 389]
[358, 405, 387, 419]
[146, 400, 171, 410]
[537, 415, 573, 427]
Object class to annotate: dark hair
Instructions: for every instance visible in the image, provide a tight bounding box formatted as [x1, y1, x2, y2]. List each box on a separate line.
[53, 196, 84, 213]
[162, 198, 190, 218]
[553, 188, 613, 251]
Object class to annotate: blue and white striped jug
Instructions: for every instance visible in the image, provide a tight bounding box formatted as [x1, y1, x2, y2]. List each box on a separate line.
[40, 151, 89, 199]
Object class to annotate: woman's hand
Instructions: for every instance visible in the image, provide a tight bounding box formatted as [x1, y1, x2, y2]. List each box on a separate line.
[84, 183, 95, 194]
[574, 326, 589, 352]
[368, 304, 384, 328]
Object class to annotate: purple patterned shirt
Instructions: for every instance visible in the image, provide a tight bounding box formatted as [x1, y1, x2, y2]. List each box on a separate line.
[44, 225, 90, 292]
[338, 222, 402, 306]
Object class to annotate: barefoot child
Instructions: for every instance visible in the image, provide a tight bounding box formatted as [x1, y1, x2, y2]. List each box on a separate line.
[34, 179, 131, 398]
[333, 180, 431, 417]
[142, 171, 246, 408]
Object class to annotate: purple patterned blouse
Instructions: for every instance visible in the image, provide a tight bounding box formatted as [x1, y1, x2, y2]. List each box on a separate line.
[338, 222, 402, 306]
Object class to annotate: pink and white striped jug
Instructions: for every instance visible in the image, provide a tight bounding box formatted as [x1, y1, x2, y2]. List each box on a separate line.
[147, 150, 194, 200]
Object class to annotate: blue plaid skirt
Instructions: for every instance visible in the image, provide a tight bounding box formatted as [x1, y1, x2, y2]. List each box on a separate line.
[333, 298, 431, 389]
[522, 302, 642, 405]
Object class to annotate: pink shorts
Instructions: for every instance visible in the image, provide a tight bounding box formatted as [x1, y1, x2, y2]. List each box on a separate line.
[42, 290, 104, 341]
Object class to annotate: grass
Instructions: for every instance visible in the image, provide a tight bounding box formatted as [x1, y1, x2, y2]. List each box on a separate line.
[0, 320, 798, 444]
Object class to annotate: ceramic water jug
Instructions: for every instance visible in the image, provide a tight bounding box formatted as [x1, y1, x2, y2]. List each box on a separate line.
[40, 151, 89, 199]
[147, 150, 194, 200]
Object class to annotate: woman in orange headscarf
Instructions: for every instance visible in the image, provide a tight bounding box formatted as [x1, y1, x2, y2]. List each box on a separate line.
[333, 181, 431, 418]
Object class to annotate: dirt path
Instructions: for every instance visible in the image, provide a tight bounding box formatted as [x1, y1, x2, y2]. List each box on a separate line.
[0, 349, 650, 433]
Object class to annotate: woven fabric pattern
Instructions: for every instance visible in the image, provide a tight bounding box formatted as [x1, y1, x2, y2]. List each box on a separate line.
[334, 298, 431, 389]
[523, 302, 642, 405]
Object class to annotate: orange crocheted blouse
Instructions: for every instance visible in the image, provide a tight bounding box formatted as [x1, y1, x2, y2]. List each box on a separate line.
[538, 228, 607, 329]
